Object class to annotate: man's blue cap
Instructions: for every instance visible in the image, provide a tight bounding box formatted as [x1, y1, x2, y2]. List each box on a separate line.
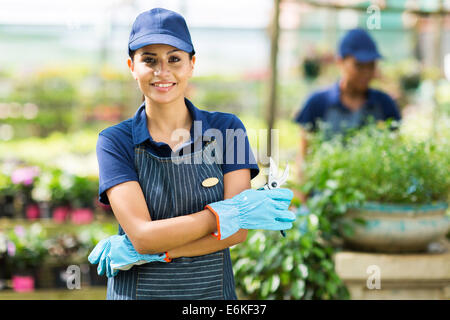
[338, 28, 382, 62]
[128, 8, 195, 56]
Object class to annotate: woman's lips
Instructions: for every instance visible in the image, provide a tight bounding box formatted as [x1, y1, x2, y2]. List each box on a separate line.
[151, 82, 176, 92]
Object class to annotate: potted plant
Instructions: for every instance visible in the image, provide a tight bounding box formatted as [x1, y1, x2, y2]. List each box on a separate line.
[47, 168, 74, 223]
[301, 121, 450, 253]
[68, 175, 98, 224]
[10, 165, 41, 220]
[0, 231, 8, 290]
[0, 171, 15, 218]
[5, 224, 48, 291]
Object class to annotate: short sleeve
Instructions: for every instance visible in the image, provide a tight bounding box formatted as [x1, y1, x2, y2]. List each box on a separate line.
[96, 133, 139, 205]
[382, 94, 401, 122]
[222, 115, 259, 180]
[293, 94, 321, 132]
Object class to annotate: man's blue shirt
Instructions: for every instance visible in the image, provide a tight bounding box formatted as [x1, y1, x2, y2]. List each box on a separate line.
[294, 82, 401, 138]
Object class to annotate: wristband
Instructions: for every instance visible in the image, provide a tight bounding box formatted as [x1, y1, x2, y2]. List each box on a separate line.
[163, 251, 172, 262]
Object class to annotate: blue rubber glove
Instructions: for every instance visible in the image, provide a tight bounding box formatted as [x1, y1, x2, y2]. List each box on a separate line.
[88, 234, 171, 278]
[205, 188, 296, 240]
[88, 237, 113, 277]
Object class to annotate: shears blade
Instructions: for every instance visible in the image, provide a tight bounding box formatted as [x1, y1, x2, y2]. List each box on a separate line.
[268, 157, 289, 189]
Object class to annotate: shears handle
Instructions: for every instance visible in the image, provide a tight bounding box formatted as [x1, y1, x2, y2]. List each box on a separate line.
[257, 184, 287, 237]
[257, 184, 271, 191]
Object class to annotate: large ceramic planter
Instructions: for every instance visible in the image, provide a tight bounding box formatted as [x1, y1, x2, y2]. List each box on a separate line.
[339, 202, 450, 253]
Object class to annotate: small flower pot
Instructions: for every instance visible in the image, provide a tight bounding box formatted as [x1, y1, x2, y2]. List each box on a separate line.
[25, 203, 40, 220]
[52, 206, 71, 223]
[339, 202, 450, 253]
[12, 274, 35, 292]
[70, 208, 94, 224]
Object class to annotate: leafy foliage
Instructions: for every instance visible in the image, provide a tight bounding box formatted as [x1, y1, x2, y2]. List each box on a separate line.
[303, 121, 450, 204]
[232, 121, 450, 300]
[5, 224, 48, 272]
[3, 222, 117, 272]
[231, 213, 350, 300]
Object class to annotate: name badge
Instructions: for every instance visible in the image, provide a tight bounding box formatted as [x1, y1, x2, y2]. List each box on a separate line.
[202, 177, 219, 188]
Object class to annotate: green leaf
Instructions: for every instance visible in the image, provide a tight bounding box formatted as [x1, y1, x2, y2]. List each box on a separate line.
[270, 275, 280, 293]
[282, 256, 294, 272]
[291, 279, 305, 299]
[280, 272, 290, 285]
[352, 217, 367, 225]
[341, 223, 355, 238]
[261, 279, 271, 298]
[320, 259, 333, 271]
[297, 263, 308, 279]
[325, 179, 339, 190]
[312, 247, 325, 259]
[243, 276, 260, 294]
[325, 281, 338, 296]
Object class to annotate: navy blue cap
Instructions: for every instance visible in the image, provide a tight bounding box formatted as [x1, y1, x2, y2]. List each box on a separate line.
[128, 8, 195, 56]
[338, 28, 382, 62]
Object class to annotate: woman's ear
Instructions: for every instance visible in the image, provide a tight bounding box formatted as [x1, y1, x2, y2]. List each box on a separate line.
[188, 55, 196, 77]
[127, 58, 137, 80]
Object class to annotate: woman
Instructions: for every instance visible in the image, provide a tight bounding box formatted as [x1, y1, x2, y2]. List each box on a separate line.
[88, 8, 295, 300]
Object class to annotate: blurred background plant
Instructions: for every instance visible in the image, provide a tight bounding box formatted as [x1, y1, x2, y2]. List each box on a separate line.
[5, 224, 48, 274]
[45, 222, 117, 266]
[231, 117, 450, 300]
[230, 218, 350, 300]
[303, 121, 450, 205]
[298, 119, 449, 239]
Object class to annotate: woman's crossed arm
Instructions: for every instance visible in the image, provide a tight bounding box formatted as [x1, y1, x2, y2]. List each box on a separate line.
[106, 169, 250, 255]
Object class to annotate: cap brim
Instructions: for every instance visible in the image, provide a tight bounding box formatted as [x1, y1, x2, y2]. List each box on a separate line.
[129, 33, 193, 53]
[353, 50, 383, 63]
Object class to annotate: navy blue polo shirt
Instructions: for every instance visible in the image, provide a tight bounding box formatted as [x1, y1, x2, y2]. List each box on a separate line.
[96, 98, 260, 205]
[294, 82, 401, 138]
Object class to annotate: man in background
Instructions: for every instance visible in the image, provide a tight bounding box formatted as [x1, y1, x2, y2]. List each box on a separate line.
[293, 28, 401, 203]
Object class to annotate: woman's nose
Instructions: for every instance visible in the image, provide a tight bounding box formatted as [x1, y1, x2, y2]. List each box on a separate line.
[153, 61, 168, 76]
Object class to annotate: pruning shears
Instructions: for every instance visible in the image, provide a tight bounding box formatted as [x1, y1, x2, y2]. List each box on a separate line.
[259, 157, 290, 237]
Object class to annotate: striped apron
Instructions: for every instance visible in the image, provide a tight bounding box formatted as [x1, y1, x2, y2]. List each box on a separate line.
[106, 139, 237, 300]
[322, 102, 384, 140]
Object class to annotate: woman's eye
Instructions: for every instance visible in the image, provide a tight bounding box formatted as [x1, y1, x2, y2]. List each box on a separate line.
[144, 58, 156, 64]
[169, 56, 181, 63]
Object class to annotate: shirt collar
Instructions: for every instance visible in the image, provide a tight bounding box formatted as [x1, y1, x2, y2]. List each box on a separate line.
[329, 82, 341, 105]
[131, 98, 211, 147]
[331, 81, 376, 110]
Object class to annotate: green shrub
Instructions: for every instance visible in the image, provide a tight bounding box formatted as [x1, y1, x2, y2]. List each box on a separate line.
[232, 120, 450, 300]
[5, 224, 48, 272]
[231, 216, 350, 300]
[303, 121, 450, 204]
[299, 121, 449, 242]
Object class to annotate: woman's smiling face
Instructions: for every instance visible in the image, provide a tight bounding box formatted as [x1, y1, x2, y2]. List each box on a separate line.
[128, 44, 195, 105]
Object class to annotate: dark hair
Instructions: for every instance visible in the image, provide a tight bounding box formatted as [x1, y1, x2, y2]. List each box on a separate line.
[129, 49, 195, 61]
